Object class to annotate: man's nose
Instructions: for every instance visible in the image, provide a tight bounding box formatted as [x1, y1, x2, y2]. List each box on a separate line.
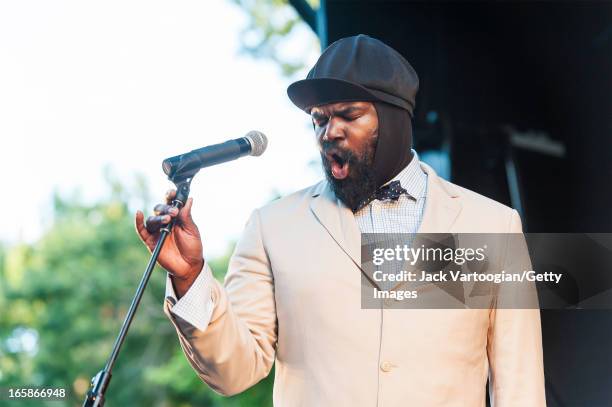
[322, 117, 345, 142]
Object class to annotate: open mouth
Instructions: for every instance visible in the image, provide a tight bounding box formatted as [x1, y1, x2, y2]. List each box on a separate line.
[325, 150, 350, 180]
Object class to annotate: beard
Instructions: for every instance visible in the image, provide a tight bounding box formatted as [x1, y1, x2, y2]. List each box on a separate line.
[320, 137, 378, 212]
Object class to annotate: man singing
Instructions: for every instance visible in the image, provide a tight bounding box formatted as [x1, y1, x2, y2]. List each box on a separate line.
[135, 35, 546, 406]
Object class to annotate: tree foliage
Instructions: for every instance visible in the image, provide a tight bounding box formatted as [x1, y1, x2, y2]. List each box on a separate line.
[0, 176, 273, 406]
[231, 0, 320, 76]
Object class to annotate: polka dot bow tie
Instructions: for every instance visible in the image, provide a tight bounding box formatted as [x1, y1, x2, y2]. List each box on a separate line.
[374, 180, 408, 201]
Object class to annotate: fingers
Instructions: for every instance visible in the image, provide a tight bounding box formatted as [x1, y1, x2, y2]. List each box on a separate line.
[135, 210, 148, 238]
[178, 197, 193, 224]
[178, 197, 199, 235]
[136, 190, 196, 239]
[153, 203, 179, 217]
[149, 189, 180, 233]
[144, 214, 172, 234]
[135, 210, 155, 248]
[165, 189, 177, 205]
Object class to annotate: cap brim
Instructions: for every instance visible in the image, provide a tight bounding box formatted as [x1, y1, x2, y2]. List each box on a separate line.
[287, 77, 411, 114]
[287, 78, 381, 113]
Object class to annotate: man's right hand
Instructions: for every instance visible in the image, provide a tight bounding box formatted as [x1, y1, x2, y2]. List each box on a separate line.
[135, 189, 204, 298]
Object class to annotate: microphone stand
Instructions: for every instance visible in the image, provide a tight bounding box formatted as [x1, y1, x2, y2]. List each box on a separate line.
[82, 174, 194, 407]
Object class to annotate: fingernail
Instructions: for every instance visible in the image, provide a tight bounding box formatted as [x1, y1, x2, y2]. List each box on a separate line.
[163, 215, 171, 223]
[169, 208, 179, 215]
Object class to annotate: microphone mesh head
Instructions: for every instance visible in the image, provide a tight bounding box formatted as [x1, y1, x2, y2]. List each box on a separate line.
[245, 131, 268, 156]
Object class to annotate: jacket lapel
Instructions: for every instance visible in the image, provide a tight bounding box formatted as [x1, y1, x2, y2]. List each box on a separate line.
[309, 182, 362, 266]
[395, 163, 464, 296]
[309, 162, 463, 289]
[417, 163, 462, 234]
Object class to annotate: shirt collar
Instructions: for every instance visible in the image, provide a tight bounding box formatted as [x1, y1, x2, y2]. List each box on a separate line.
[383, 149, 427, 200]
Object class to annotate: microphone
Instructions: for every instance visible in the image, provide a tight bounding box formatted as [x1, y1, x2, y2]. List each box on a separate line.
[162, 130, 268, 180]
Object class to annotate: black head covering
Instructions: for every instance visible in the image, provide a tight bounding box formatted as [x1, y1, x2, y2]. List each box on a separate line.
[287, 34, 419, 117]
[373, 102, 414, 187]
[287, 34, 419, 188]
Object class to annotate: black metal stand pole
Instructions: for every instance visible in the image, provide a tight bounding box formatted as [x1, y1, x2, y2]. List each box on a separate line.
[82, 179, 192, 407]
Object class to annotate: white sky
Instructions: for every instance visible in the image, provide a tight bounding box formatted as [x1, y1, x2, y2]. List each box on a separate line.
[0, 0, 322, 257]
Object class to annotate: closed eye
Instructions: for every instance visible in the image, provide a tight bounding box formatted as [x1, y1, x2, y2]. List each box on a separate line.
[312, 113, 328, 126]
[312, 108, 362, 125]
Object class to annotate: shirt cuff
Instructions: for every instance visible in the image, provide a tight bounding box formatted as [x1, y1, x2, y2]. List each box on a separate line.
[164, 263, 215, 332]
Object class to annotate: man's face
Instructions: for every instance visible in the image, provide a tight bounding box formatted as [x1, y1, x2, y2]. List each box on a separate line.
[310, 101, 379, 211]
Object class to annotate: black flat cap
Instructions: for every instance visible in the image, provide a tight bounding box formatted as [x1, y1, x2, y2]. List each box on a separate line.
[287, 34, 419, 116]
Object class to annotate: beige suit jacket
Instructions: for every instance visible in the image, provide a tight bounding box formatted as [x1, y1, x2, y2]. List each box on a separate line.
[164, 162, 546, 406]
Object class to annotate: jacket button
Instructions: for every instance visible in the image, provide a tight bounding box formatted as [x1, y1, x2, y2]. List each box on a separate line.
[380, 361, 393, 372]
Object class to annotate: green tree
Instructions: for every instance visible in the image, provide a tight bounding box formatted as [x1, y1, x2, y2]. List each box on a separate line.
[231, 0, 320, 76]
[0, 175, 273, 406]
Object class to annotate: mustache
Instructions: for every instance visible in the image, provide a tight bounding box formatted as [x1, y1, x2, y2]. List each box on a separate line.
[320, 140, 355, 163]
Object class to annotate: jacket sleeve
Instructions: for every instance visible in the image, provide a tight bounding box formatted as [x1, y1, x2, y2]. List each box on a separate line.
[487, 209, 547, 406]
[164, 208, 277, 396]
